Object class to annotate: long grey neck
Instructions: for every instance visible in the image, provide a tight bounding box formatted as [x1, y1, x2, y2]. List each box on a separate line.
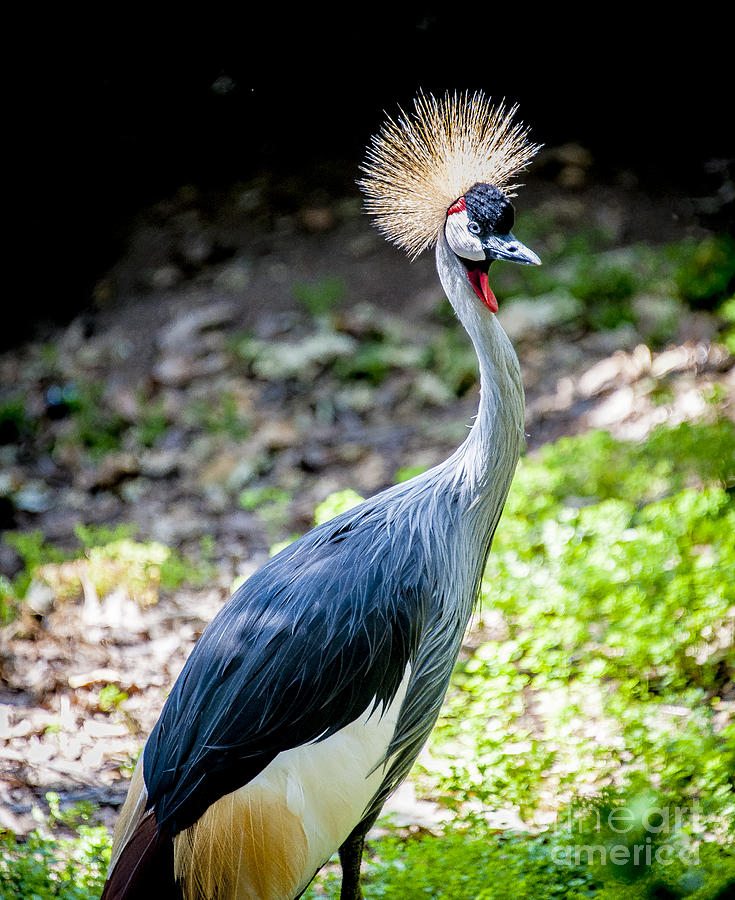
[434, 231, 525, 513]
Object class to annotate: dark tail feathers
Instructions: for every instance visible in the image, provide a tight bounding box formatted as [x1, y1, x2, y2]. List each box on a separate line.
[101, 810, 181, 900]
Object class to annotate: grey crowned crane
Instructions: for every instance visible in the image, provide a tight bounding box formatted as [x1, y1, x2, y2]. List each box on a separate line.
[101, 91, 541, 900]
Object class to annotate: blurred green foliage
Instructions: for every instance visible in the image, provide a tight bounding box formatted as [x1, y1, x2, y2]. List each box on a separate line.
[185, 391, 250, 438]
[293, 276, 346, 317]
[227, 228, 735, 418]
[427, 420, 735, 836]
[491, 224, 734, 338]
[239, 484, 293, 540]
[394, 464, 429, 483]
[61, 381, 128, 458]
[0, 794, 110, 899]
[672, 236, 735, 308]
[133, 397, 170, 448]
[0, 396, 37, 444]
[313, 488, 365, 525]
[303, 818, 735, 899]
[2, 530, 71, 610]
[0, 524, 214, 622]
[97, 684, 128, 712]
[719, 296, 735, 354]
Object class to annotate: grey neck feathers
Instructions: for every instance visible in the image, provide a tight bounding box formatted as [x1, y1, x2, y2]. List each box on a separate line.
[434, 231, 525, 515]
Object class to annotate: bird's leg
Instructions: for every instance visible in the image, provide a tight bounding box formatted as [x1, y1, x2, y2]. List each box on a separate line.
[338, 830, 365, 900]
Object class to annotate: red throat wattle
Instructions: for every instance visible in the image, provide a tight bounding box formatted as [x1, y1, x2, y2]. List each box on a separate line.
[465, 264, 498, 314]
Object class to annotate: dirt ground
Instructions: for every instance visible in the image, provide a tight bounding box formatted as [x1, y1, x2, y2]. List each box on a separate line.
[1, 156, 733, 837]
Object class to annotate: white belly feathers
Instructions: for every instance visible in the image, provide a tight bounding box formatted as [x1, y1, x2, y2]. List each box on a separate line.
[171, 665, 412, 900]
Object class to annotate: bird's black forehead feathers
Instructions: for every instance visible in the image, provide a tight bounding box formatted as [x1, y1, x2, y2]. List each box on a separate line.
[464, 183, 515, 235]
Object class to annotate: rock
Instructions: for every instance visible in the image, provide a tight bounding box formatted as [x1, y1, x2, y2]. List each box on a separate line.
[152, 352, 230, 387]
[68, 668, 125, 690]
[177, 232, 214, 268]
[353, 451, 387, 492]
[297, 206, 337, 232]
[119, 479, 149, 503]
[80, 584, 147, 631]
[151, 355, 192, 386]
[107, 387, 140, 422]
[24, 578, 56, 616]
[0, 539, 20, 577]
[254, 420, 300, 451]
[536, 143, 593, 189]
[553, 143, 594, 168]
[83, 452, 140, 491]
[212, 258, 252, 293]
[498, 291, 582, 342]
[149, 502, 209, 544]
[411, 372, 455, 407]
[578, 352, 632, 397]
[299, 445, 333, 473]
[251, 332, 357, 380]
[148, 264, 183, 290]
[139, 449, 181, 479]
[588, 385, 636, 427]
[676, 311, 721, 345]
[13, 480, 55, 513]
[198, 451, 241, 487]
[253, 311, 300, 340]
[225, 457, 268, 493]
[633, 294, 683, 343]
[347, 232, 381, 258]
[336, 442, 369, 464]
[157, 301, 236, 352]
[223, 509, 261, 535]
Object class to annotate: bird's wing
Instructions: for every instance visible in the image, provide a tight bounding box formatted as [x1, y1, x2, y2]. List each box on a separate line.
[142, 510, 428, 835]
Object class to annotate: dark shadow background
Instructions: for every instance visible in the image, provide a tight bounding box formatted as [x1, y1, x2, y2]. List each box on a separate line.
[16, 11, 732, 348]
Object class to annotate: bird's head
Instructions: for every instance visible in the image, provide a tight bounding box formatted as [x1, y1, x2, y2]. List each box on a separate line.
[359, 92, 542, 314]
[444, 182, 541, 313]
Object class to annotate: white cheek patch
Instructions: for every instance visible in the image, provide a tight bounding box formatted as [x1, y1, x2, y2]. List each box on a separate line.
[444, 209, 485, 261]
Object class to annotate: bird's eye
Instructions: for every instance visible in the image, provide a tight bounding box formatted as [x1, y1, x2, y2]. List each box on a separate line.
[468, 221, 481, 235]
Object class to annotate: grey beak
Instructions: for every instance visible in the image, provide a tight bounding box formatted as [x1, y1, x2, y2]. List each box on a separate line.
[482, 232, 541, 266]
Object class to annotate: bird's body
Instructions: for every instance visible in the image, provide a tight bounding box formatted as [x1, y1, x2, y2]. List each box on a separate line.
[102, 92, 540, 900]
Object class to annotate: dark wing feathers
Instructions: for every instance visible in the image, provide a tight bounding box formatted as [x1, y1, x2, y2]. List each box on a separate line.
[144, 510, 428, 834]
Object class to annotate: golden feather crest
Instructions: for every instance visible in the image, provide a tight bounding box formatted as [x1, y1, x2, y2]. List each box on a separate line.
[359, 91, 540, 259]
